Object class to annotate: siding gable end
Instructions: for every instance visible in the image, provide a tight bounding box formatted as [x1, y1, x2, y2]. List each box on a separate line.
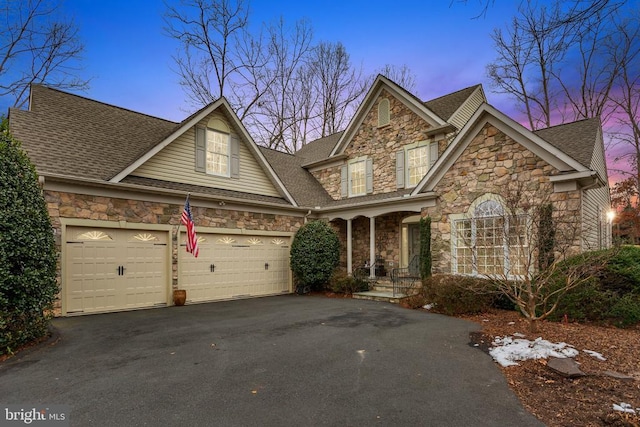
[130, 109, 285, 199]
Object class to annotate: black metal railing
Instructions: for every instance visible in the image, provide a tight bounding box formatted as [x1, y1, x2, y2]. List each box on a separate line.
[391, 255, 420, 297]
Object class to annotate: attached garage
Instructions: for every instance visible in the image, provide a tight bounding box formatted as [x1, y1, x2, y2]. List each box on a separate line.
[179, 232, 291, 303]
[64, 226, 170, 315]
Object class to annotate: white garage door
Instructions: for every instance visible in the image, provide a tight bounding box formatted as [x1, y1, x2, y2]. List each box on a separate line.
[179, 233, 291, 303]
[65, 227, 169, 314]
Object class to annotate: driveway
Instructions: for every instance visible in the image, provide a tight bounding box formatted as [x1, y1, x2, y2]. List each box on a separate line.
[0, 295, 542, 426]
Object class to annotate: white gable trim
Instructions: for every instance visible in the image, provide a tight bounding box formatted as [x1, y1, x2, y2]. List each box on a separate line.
[446, 85, 486, 125]
[329, 75, 446, 157]
[109, 98, 298, 207]
[412, 103, 589, 196]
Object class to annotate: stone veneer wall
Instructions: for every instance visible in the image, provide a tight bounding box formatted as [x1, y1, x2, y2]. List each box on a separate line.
[45, 191, 304, 313]
[422, 123, 583, 274]
[311, 89, 443, 200]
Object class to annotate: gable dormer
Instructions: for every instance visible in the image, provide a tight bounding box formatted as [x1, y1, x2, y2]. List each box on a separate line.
[307, 77, 453, 200]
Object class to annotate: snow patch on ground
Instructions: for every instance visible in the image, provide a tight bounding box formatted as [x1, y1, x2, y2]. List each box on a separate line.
[583, 349, 607, 361]
[489, 336, 580, 367]
[613, 402, 637, 414]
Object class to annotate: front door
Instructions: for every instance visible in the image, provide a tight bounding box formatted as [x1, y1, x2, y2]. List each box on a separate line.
[408, 223, 420, 264]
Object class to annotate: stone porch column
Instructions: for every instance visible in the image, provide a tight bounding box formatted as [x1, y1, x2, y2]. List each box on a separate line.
[369, 216, 376, 279]
[346, 219, 353, 275]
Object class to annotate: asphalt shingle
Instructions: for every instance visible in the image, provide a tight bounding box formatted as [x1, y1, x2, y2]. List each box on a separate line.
[423, 85, 481, 121]
[534, 118, 600, 168]
[9, 85, 178, 180]
[259, 147, 334, 207]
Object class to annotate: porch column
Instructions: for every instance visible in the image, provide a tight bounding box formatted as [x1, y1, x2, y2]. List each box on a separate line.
[369, 216, 376, 278]
[346, 219, 353, 275]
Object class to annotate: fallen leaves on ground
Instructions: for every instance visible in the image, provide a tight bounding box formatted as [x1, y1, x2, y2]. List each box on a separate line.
[462, 310, 640, 427]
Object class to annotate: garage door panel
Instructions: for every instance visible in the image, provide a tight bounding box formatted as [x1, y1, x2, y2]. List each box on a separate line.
[65, 227, 168, 314]
[179, 234, 291, 303]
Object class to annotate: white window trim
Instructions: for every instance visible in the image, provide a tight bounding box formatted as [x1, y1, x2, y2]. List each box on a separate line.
[404, 141, 430, 188]
[348, 156, 367, 197]
[450, 194, 530, 280]
[206, 128, 231, 178]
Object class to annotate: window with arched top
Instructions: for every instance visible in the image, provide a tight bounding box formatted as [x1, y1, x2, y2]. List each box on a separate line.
[378, 98, 390, 127]
[452, 196, 528, 278]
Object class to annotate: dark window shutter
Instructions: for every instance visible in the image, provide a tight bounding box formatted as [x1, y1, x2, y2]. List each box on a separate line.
[230, 136, 240, 179]
[396, 150, 405, 188]
[341, 165, 348, 197]
[365, 158, 373, 194]
[429, 142, 439, 168]
[195, 127, 206, 173]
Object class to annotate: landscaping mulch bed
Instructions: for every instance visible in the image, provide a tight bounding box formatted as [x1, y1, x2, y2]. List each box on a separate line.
[463, 310, 640, 427]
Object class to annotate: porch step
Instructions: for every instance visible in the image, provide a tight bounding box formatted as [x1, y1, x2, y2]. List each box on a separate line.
[352, 290, 407, 304]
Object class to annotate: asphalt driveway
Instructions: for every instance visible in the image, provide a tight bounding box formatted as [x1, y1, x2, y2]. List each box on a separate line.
[0, 295, 542, 426]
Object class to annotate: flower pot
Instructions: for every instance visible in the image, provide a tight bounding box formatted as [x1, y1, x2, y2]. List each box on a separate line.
[173, 289, 187, 306]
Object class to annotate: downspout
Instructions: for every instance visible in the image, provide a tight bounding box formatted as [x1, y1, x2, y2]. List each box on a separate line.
[304, 210, 311, 224]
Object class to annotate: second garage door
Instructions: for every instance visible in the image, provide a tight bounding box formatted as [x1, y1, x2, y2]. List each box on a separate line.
[179, 233, 291, 303]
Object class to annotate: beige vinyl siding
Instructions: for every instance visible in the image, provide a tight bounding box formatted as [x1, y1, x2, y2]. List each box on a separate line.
[590, 128, 609, 184]
[582, 132, 612, 250]
[449, 87, 486, 130]
[131, 114, 281, 198]
[582, 186, 610, 250]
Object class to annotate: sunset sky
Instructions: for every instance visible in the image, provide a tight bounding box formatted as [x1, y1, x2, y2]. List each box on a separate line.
[3, 0, 637, 181]
[35, 0, 524, 120]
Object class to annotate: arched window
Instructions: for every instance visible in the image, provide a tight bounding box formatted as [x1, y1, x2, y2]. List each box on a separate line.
[452, 196, 528, 278]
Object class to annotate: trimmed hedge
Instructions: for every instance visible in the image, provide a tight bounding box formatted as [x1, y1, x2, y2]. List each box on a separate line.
[290, 220, 340, 291]
[1, 123, 58, 355]
[420, 274, 508, 315]
[328, 271, 369, 294]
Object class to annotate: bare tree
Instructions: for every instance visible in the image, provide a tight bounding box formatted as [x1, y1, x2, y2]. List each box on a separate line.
[164, 0, 249, 105]
[608, 12, 640, 185]
[456, 182, 607, 332]
[237, 18, 315, 152]
[486, 0, 625, 130]
[309, 42, 367, 138]
[376, 64, 417, 93]
[0, 0, 87, 109]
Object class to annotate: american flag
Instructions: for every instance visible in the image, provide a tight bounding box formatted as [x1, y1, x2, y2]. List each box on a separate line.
[181, 195, 199, 258]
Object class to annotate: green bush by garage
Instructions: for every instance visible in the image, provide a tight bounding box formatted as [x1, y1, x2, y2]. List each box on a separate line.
[1, 122, 58, 356]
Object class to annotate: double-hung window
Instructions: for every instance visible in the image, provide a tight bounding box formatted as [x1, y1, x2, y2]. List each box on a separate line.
[407, 145, 429, 187]
[206, 129, 230, 177]
[349, 159, 366, 196]
[396, 141, 438, 189]
[341, 157, 373, 198]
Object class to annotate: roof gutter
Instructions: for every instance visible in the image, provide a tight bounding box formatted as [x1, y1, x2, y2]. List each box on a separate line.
[301, 153, 348, 169]
[549, 170, 604, 189]
[38, 173, 309, 213]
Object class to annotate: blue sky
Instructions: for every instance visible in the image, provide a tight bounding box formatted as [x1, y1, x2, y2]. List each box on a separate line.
[40, 0, 523, 122]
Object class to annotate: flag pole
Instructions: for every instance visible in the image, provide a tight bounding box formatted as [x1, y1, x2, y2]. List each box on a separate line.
[176, 192, 190, 238]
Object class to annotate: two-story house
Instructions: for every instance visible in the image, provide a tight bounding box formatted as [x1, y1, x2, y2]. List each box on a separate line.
[8, 75, 611, 315]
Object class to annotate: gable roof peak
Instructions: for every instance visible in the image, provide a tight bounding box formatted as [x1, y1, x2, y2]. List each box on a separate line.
[423, 84, 484, 122]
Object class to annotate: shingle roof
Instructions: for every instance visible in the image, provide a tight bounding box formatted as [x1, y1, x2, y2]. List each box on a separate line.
[9, 85, 178, 180]
[259, 147, 333, 207]
[423, 85, 481, 121]
[121, 176, 292, 205]
[534, 118, 600, 167]
[295, 132, 343, 165]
